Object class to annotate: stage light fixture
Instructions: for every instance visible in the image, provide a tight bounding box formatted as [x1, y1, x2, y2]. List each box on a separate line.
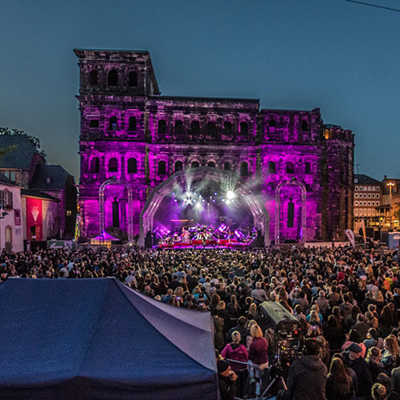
[226, 190, 236, 200]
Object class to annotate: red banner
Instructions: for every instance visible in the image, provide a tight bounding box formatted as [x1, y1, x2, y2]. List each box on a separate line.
[26, 198, 43, 241]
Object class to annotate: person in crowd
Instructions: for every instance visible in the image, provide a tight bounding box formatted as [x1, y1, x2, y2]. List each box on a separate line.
[366, 346, 384, 382]
[217, 358, 238, 400]
[382, 335, 400, 373]
[326, 356, 354, 400]
[286, 338, 327, 400]
[347, 342, 373, 400]
[220, 331, 248, 398]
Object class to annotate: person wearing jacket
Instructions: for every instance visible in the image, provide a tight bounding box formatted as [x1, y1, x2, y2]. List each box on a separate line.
[286, 338, 328, 400]
[221, 331, 248, 397]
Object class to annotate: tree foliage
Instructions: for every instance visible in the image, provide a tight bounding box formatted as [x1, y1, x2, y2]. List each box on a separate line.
[0, 127, 46, 159]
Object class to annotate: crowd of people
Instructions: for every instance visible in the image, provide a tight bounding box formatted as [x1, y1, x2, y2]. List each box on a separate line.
[2, 244, 400, 399]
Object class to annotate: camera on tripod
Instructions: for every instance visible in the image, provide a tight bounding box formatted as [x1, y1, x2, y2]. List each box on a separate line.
[258, 301, 304, 376]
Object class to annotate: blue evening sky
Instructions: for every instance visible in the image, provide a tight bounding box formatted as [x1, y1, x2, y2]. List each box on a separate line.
[0, 0, 399, 180]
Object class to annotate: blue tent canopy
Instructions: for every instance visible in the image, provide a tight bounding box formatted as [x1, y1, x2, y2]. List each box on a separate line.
[0, 278, 218, 399]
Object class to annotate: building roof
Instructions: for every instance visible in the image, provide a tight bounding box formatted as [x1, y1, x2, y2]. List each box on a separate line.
[21, 189, 59, 202]
[354, 174, 381, 186]
[30, 165, 71, 191]
[0, 134, 40, 169]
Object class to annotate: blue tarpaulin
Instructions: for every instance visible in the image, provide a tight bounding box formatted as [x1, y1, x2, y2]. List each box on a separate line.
[0, 278, 218, 399]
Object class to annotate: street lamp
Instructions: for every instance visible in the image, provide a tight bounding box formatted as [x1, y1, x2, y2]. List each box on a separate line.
[387, 182, 395, 231]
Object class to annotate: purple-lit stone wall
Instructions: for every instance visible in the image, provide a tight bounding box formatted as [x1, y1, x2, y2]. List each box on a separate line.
[75, 49, 354, 243]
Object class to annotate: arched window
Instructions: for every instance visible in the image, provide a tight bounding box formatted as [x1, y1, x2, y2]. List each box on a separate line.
[224, 121, 232, 134]
[108, 69, 118, 86]
[175, 120, 184, 135]
[112, 198, 119, 228]
[224, 162, 231, 171]
[91, 157, 100, 173]
[158, 120, 167, 135]
[89, 119, 99, 128]
[207, 121, 217, 139]
[287, 200, 294, 228]
[191, 161, 199, 168]
[89, 70, 98, 85]
[286, 162, 294, 174]
[207, 161, 215, 168]
[305, 162, 311, 174]
[240, 162, 249, 177]
[127, 158, 137, 174]
[175, 161, 183, 172]
[108, 158, 118, 172]
[301, 120, 309, 131]
[158, 161, 166, 176]
[240, 122, 249, 137]
[128, 71, 138, 87]
[269, 118, 276, 128]
[109, 116, 118, 130]
[268, 161, 276, 174]
[128, 116, 137, 131]
[191, 120, 200, 135]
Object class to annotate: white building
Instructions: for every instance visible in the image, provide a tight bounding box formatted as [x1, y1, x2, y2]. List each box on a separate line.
[0, 174, 23, 252]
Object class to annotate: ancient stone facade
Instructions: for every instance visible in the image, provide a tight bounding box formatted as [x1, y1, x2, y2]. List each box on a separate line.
[75, 49, 354, 243]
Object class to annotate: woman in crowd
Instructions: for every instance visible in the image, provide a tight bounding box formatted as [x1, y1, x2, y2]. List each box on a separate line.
[326, 356, 354, 400]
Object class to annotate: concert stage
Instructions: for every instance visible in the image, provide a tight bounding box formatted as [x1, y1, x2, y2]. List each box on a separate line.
[156, 239, 250, 249]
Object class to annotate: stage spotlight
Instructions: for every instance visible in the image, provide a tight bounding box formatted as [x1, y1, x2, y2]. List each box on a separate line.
[183, 192, 194, 205]
[194, 201, 203, 210]
[226, 190, 236, 201]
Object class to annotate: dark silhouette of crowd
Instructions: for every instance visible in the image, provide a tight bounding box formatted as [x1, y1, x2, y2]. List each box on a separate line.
[2, 244, 400, 399]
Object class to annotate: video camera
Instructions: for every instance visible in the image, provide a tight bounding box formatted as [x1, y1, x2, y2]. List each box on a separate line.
[258, 301, 304, 376]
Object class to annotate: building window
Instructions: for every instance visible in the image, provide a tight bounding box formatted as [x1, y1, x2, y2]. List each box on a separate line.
[175, 161, 183, 172]
[128, 71, 138, 87]
[91, 157, 100, 173]
[268, 161, 276, 174]
[1, 190, 13, 210]
[175, 120, 184, 135]
[301, 120, 309, 131]
[108, 158, 118, 172]
[66, 210, 72, 216]
[109, 116, 118, 130]
[207, 122, 217, 139]
[112, 198, 119, 228]
[207, 161, 215, 168]
[191, 120, 200, 135]
[305, 183, 312, 192]
[287, 200, 294, 228]
[286, 162, 294, 174]
[8, 171, 16, 183]
[128, 116, 137, 131]
[240, 162, 249, 177]
[108, 69, 118, 86]
[224, 162, 231, 171]
[305, 162, 311, 174]
[89, 119, 99, 128]
[191, 161, 199, 168]
[89, 70, 98, 85]
[224, 121, 232, 135]
[158, 161, 166, 176]
[127, 158, 137, 174]
[240, 122, 249, 137]
[158, 120, 167, 135]
[269, 118, 276, 128]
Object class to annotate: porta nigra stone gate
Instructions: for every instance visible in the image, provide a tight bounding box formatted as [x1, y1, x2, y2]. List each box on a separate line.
[75, 48, 354, 245]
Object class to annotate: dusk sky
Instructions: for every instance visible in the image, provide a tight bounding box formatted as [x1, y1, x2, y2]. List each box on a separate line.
[0, 0, 399, 180]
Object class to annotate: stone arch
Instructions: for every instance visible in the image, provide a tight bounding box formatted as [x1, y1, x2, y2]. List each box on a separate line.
[274, 178, 307, 244]
[139, 167, 269, 247]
